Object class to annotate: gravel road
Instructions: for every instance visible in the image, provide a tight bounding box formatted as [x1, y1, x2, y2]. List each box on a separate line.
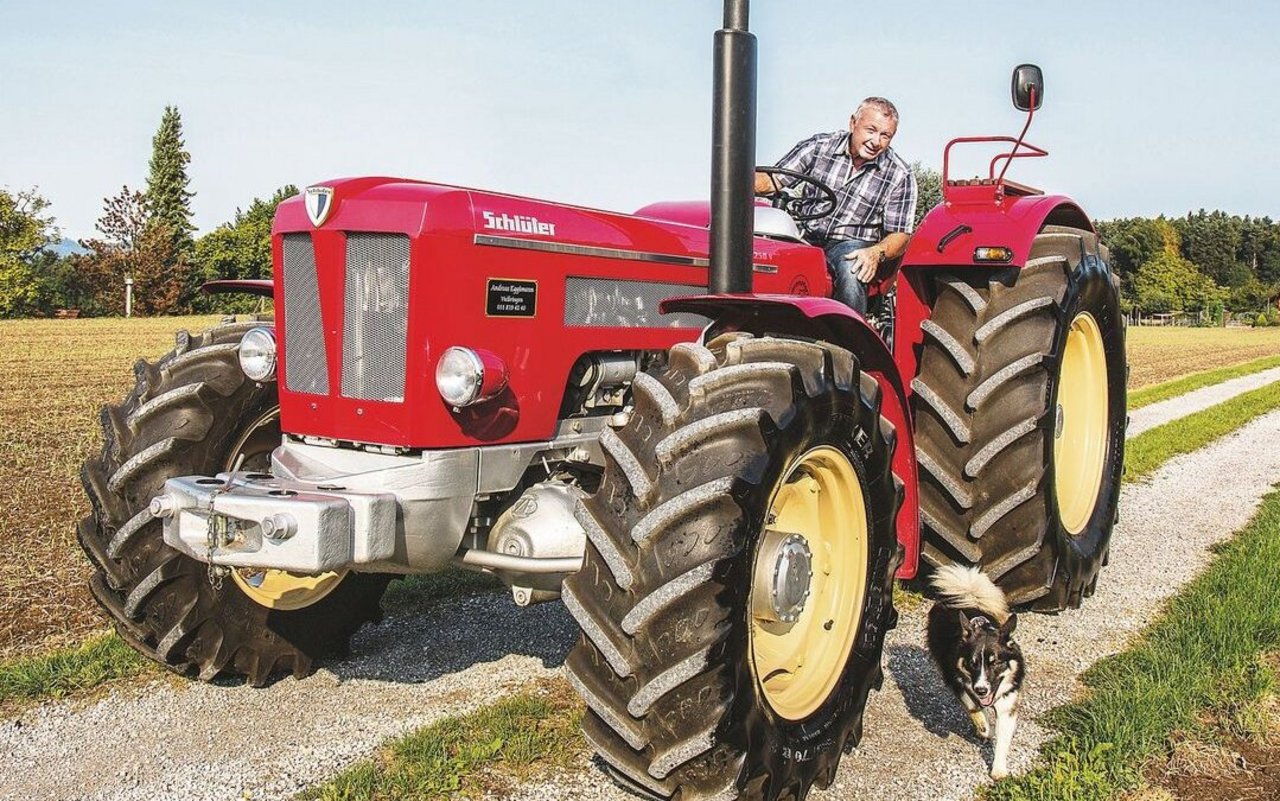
[4, 403, 1280, 801]
[1125, 365, 1280, 437]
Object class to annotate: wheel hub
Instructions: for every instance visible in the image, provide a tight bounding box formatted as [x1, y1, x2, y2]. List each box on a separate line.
[752, 531, 813, 624]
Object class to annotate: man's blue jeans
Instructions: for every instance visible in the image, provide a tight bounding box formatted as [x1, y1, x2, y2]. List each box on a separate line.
[822, 238, 876, 315]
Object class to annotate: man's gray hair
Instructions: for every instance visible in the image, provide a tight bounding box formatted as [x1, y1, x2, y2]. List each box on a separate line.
[853, 97, 899, 123]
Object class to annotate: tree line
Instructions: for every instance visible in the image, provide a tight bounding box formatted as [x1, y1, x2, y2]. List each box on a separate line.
[0, 106, 294, 318]
[1096, 213, 1280, 323]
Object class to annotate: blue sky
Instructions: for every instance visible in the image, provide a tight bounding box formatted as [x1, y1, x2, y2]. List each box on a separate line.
[2, 1, 1278, 240]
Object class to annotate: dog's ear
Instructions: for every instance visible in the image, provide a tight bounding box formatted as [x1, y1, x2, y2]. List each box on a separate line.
[1000, 613, 1018, 637]
[958, 611, 970, 630]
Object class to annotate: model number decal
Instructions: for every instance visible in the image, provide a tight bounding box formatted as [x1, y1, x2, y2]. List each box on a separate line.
[482, 211, 556, 237]
[486, 279, 537, 317]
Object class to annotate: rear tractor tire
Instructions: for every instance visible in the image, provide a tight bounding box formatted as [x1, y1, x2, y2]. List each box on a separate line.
[563, 334, 903, 800]
[78, 323, 391, 686]
[912, 225, 1126, 610]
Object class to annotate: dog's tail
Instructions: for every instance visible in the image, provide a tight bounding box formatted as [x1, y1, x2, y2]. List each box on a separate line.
[930, 565, 1010, 624]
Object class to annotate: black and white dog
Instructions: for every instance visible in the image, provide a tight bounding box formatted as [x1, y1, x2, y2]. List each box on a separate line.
[926, 565, 1025, 779]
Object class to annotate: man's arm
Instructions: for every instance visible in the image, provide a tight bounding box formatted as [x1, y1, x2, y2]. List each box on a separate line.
[843, 170, 918, 281]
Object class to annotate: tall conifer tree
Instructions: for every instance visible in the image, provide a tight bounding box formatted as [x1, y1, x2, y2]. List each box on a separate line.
[145, 105, 195, 253]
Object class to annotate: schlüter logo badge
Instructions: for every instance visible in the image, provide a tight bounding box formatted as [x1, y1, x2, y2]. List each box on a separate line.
[305, 186, 335, 227]
[482, 211, 556, 236]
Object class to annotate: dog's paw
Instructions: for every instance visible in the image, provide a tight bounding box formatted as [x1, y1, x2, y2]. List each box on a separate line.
[989, 767, 1009, 781]
[969, 710, 990, 739]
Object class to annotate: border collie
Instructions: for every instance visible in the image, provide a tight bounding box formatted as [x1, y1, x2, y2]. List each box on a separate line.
[926, 565, 1025, 779]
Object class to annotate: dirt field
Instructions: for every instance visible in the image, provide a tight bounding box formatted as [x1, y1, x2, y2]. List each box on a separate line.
[0, 316, 224, 660]
[1127, 326, 1280, 390]
[0, 318, 1275, 661]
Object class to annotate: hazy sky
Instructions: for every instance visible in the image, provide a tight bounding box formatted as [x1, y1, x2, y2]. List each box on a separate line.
[3, 1, 1277, 240]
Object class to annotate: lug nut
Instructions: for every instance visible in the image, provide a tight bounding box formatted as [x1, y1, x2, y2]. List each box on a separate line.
[149, 495, 177, 519]
[261, 513, 297, 541]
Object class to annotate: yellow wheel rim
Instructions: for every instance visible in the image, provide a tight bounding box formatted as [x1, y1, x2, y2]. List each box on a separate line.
[749, 446, 868, 721]
[231, 568, 344, 611]
[223, 406, 346, 611]
[1054, 312, 1109, 535]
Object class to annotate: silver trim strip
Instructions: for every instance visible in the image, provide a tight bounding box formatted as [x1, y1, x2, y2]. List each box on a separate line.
[474, 234, 778, 274]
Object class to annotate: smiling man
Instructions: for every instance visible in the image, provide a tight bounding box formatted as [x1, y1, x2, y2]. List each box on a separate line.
[754, 97, 917, 315]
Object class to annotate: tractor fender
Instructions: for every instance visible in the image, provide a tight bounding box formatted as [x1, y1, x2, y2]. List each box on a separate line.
[661, 293, 920, 579]
[894, 195, 1098, 401]
[903, 194, 1094, 268]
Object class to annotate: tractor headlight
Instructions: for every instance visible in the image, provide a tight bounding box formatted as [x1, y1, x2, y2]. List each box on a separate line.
[238, 327, 277, 382]
[436, 346, 508, 407]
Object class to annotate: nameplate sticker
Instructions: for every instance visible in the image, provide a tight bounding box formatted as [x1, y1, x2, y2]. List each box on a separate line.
[486, 278, 538, 317]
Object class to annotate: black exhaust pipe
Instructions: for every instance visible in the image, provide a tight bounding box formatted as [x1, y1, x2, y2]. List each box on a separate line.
[709, 0, 756, 294]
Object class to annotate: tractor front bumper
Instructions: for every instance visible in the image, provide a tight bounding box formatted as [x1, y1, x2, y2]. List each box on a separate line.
[153, 472, 400, 573]
[151, 439, 482, 574]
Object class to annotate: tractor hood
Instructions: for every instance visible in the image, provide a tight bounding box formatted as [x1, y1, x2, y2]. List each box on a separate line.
[267, 177, 827, 450]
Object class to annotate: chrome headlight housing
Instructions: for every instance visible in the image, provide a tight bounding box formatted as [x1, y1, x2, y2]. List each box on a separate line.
[436, 346, 508, 407]
[238, 327, 278, 383]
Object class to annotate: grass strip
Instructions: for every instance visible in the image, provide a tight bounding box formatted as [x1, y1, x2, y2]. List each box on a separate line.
[0, 633, 152, 707]
[1129, 354, 1280, 410]
[380, 569, 503, 616]
[1124, 381, 1280, 481]
[298, 678, 584, 800]
[982, 489, 1280, 801]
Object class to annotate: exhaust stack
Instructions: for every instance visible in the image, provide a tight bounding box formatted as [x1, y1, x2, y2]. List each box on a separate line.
[708, 0, 757, 294]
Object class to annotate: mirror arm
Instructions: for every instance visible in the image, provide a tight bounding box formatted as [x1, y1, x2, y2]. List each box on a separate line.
[993, 86, 1037, 189]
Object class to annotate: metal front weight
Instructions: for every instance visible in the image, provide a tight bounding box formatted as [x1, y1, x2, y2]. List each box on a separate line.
[752, 529, 814, 624]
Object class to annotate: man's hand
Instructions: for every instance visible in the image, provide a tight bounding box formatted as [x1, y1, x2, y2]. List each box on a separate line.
[842, 246, 882, 283]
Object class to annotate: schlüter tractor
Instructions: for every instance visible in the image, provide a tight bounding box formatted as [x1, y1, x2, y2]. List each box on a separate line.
[78, 4, 1125, 799]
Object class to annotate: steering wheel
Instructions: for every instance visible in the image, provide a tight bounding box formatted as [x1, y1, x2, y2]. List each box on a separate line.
[755, 166, 838, 222]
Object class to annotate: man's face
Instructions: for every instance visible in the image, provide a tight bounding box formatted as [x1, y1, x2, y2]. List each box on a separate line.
[848, 108, 898, 163]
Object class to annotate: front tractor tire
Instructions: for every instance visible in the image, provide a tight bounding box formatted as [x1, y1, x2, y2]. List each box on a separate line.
[78, 323, 391, 686]
[913, 225, 1126, 611]
[563, 335, 903, 801]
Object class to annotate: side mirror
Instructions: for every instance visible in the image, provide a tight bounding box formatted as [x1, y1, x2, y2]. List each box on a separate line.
[1011, 64, 1043, 111]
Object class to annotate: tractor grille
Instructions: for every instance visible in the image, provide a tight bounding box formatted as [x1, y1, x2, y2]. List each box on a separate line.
[341, 233, 411, 401]
[564, 277, 705, 328]
[281, 233, 329, 395]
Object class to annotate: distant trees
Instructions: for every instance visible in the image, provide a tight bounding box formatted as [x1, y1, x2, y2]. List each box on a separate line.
[1097, 213, 1280, 320]
[71, 187, 191, 316]
[52, 107, 293, 318]
[0, 187, 60, 317]
[188, 185, 297, 313]
[145, 106, 196, 254]
[911, 163, 942, 228]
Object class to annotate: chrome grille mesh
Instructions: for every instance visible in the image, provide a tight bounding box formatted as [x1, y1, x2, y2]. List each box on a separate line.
[342, 234, 410, 401]
[564, 277, 706, 328]
[281, 233, 329, 395]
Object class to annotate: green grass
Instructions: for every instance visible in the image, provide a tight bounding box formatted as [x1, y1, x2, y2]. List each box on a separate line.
[380, 569, 503, 617]
[982, 489, 1280, 801]
[0, 632, 154, 708]
[1128, 353, 1280, 410]
[1124, 381, 1280, 481]
[298, 679, 584, 800]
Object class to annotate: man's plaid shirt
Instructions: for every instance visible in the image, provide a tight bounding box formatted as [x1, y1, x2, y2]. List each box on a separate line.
[773, 131, 917, 244]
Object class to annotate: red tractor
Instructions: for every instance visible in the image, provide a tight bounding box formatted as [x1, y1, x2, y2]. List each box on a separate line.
[79, 3, 1125, 799]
